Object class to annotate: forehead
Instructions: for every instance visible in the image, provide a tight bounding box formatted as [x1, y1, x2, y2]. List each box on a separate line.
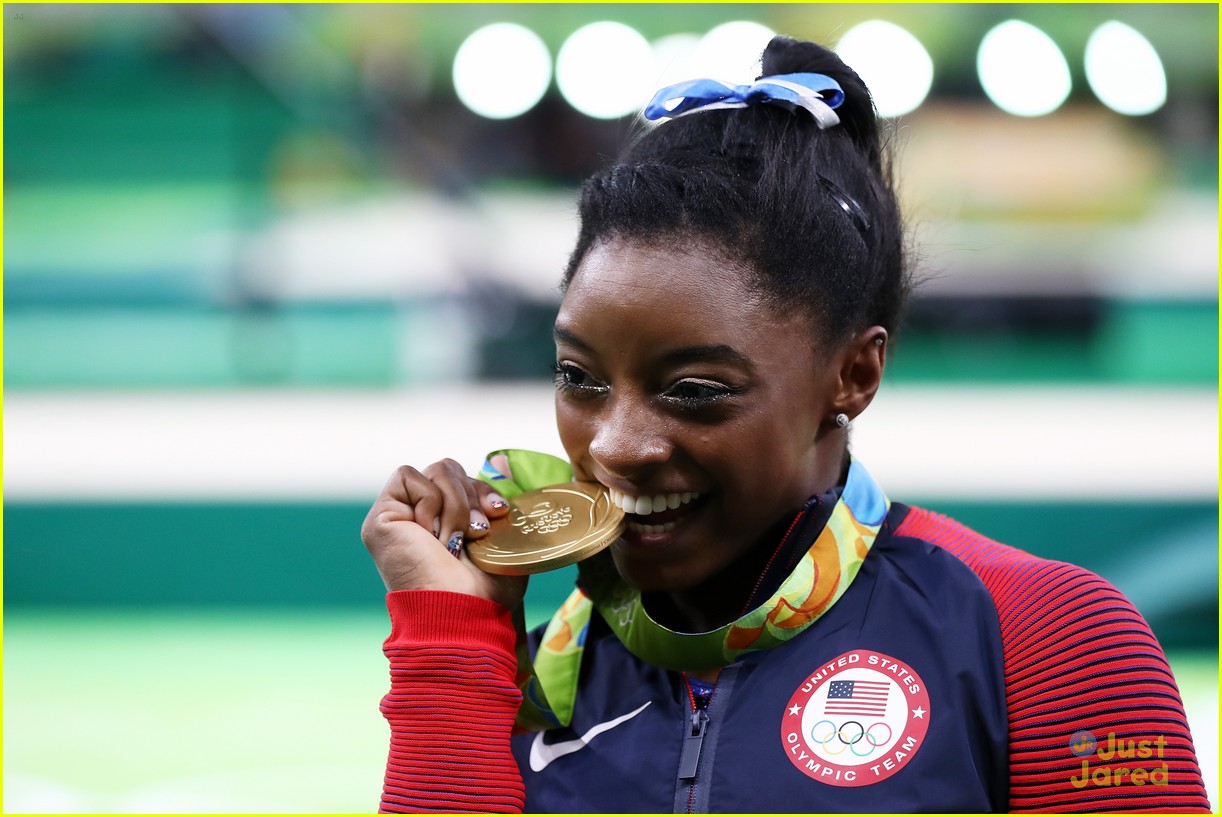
[556, 238, 820, 363]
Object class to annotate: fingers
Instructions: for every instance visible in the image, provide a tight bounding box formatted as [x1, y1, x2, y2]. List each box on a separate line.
[370, 464, 458, 550]
[363, 459, 532, 605]
[382, 465, 441, 534]
[455, 470, 492, 539]
[466, 454, 514, 535]
[421, 458, 477, 556]
[361, 466, 452, 591]
[369, 458, 511, 554]
[474, 480, 510, 519]
[489, 453, 513, 480]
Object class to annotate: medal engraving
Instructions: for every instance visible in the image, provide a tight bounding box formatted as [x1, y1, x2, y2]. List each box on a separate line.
[511, 501, 574, 535]
[467, 482, 625, 575]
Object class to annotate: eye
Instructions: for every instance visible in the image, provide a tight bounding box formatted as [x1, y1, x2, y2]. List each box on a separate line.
[553, 362, 608, 396]
[662, 378, 739, 406]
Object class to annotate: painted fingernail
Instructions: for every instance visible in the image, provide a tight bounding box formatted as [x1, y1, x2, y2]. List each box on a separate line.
[488, 497, 509, 510]
[469, 509, 489, 533]
[431, 520, 441, 538]
[446, 532, 464, 558]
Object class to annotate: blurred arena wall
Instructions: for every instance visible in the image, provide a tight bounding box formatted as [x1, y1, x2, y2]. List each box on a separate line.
[4, 4, 1217, 812]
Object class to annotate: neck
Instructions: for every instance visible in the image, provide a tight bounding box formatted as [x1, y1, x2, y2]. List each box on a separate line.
[643, 452, 850, 634]
[644, 510, 795, 633]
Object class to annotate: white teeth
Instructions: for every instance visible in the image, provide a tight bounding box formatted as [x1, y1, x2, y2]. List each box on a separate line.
[607, 487, 703, 518]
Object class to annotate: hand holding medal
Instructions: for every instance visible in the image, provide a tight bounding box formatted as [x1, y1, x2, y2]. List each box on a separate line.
[360, 457, 527, 609]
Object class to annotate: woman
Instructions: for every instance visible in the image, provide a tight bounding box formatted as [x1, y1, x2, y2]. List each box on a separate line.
[362, 36, 1209, 813]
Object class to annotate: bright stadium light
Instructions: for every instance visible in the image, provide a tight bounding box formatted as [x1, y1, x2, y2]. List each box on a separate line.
[1085, 21, 1167, 115]
[452, 23, 551, 120]
[650, 32, 702, 88]
[693, 20, 776, 83]
[557, 21, 656, 119]
[835, 20, 934, 118]
[978, 20, 1071, 117]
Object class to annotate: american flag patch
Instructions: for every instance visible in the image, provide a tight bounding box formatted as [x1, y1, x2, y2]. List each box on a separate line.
[824, 679, 890, 716]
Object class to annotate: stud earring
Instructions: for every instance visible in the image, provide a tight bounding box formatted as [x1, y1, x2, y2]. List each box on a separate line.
[835, 413, 850, 428]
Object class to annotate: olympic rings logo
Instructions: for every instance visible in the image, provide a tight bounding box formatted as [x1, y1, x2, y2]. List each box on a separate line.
[809, 719, 893, 757]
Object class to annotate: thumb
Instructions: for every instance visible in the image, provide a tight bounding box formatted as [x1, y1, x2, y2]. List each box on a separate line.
[489, 453, 514, 481]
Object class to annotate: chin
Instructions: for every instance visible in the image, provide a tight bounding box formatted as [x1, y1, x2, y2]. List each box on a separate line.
[608, 546, 705, 595]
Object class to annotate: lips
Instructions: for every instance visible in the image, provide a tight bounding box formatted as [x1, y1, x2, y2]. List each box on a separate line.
[607, 487, 704, 535]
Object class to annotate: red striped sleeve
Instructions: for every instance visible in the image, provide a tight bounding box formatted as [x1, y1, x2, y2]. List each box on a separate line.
[379, 590, 525, 813]
[897, 507, 1210, 813]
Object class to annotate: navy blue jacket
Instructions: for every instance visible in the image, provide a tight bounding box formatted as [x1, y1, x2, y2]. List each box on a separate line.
[512, 502, 1010, 812]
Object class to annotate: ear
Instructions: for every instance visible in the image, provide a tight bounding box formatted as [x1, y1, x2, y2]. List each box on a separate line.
[827, 326, 887, 427]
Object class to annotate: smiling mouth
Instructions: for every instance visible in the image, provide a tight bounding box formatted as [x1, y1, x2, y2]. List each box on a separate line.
[607, 488, 705, 536]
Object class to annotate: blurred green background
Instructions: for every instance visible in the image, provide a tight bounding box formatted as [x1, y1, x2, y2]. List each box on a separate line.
[4, 4, 1217, 813]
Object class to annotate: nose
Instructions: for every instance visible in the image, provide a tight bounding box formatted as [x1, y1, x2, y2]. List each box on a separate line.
[586, 392, 673, 481]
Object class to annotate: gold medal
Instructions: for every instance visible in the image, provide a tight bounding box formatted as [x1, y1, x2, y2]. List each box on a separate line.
[467, 482, 625, 576]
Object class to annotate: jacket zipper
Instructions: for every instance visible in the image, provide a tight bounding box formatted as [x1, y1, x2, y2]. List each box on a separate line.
[677, 703, 709, 780]
[677, 674, 714, 812]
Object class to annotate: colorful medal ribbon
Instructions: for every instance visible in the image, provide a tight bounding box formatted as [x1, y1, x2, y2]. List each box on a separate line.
[477, 449, 889, 730]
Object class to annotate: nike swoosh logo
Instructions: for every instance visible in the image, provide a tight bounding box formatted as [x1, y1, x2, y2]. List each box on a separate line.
[529, 701, 652, 772]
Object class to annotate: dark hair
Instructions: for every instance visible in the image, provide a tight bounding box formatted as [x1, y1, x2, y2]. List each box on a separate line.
[562, 35, 910, 348]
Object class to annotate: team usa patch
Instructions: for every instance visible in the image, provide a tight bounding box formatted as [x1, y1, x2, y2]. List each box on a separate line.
[781, 649, 931, 787]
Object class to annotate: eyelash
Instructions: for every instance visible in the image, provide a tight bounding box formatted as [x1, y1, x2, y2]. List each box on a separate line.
[552, 363, 741, 408]
[552, 362, 608, 396]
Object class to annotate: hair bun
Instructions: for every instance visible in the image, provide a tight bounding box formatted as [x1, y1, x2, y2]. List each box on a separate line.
[565, 34, 908, 348]
[759, 35, 879, 160]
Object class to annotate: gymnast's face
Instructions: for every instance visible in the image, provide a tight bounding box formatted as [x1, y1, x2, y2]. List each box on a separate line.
[553, 237, 848, 594]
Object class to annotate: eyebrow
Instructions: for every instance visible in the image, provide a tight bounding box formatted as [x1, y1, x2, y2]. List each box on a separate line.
[553, 326, 592, 352]
[554, 326, 753, 370]
[659, 344, 752, 369]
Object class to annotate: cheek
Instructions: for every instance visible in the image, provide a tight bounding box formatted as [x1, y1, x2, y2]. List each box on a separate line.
[554, 398, 593, 476]
[723, 409, 818, 493]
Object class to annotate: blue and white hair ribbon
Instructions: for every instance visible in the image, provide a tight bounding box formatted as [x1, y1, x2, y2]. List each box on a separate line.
[643, 72, 845, 129]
